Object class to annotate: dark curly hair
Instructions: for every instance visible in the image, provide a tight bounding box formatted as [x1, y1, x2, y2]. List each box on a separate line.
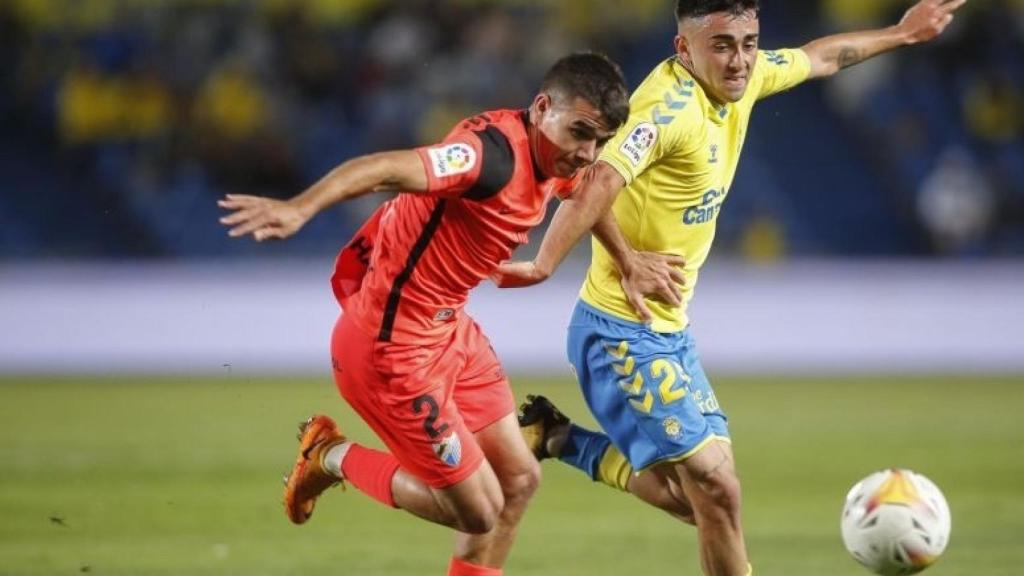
[540, 52, 630, 130]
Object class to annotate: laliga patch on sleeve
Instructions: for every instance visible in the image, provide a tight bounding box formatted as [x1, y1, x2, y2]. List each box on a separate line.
[427, 143, 477, 177]
[618, 122, 658, 167]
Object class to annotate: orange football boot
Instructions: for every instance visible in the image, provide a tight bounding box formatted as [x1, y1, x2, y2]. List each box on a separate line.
[282, 414, 347, 524]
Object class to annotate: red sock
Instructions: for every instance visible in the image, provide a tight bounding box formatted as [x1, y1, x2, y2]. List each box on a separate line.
[339, 444, 401, 508]
[447, 557, 502, 576]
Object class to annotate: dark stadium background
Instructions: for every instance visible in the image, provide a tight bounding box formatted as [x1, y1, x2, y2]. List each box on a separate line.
[1, 3, 1022, 575]
[2, 0, 1021, 260]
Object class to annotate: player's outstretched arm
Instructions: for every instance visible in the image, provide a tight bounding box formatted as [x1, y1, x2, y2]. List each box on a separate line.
[801, 0, 966, 79]
[491, 162, 624, 288]
[218, 150, 427, 242]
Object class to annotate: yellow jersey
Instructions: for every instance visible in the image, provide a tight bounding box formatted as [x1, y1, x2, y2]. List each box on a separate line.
[581, 49, 812, 332]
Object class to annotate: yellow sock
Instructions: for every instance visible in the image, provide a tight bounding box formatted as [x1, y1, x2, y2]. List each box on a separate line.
[595, 445, 633, 491]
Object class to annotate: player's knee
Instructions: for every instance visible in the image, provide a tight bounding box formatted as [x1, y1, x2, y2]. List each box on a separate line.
[454, 502, 501, 534]
[702, 468, 742, 518]
[500, 459, 541, 507]
[458, 513, 497, 535]
[451, 486, 504, 534]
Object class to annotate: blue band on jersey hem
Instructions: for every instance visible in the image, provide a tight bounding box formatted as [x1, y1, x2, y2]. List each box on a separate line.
[575, 299, 690, 336]
[575, 299, 646, 328]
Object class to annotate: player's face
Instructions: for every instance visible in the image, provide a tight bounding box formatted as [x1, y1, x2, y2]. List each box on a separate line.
[530, 93, 617, 179]
[676, 10, 760, 104]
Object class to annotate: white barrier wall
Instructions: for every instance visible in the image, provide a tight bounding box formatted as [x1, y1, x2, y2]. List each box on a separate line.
[1, 259, 1022, 375]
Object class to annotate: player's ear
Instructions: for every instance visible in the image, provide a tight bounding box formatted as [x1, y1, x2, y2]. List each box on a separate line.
[674, 34, 692, 68]
[534, 92, 556, 121]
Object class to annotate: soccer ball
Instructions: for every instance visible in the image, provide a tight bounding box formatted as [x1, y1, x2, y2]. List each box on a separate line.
[840, 468, 951, 575]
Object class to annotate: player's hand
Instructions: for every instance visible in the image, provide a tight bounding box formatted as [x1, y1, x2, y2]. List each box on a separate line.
[619, 251, 685, 324]
[897, 0, 967, 45]
[218, 194, 310, 241]
[490, 260, 550, 288]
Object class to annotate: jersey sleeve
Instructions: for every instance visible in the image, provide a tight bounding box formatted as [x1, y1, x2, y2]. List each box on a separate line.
[754, 48, 812, 100]
[415, 124, 515, 201]
[598, 78, 691, 186]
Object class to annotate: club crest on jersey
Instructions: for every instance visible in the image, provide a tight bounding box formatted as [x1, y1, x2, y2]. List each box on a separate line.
[433, 432, 462, 467]
[619, 122, 657, 167]
[428, 143, 476, 177]
[662, 416, 683, 439]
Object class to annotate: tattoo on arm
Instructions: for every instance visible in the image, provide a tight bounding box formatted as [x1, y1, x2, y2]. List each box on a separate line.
[836, 46, 863, 69]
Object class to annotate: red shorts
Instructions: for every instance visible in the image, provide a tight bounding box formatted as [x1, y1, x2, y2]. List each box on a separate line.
[330, 311, 514, 488]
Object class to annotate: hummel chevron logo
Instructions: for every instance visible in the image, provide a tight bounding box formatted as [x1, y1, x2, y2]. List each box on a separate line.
[652, 105, 674, 125]
[612, 356, 636, 376]
[630, 391, 654, 414]
[605, 340, 629, 359]
[765, 51, 788, 65]
[652, 80, 696, 125]
[619, 371, 644, 395]
[663, 90, 687, 110]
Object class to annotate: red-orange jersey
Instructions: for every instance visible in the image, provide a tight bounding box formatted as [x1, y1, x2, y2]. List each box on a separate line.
[332, 109, 576, 344]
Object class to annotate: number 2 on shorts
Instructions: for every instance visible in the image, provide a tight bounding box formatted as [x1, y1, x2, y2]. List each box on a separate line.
[412, 394, 450, 439]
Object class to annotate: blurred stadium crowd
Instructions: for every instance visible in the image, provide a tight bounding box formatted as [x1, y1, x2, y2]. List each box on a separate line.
[1, 0, 1021, 259]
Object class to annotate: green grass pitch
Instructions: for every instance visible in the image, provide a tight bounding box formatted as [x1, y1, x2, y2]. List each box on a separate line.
[1, 375, 1022, 575]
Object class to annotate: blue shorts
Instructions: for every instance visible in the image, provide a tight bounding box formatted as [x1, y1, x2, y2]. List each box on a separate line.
[566, 299, 729, 471]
